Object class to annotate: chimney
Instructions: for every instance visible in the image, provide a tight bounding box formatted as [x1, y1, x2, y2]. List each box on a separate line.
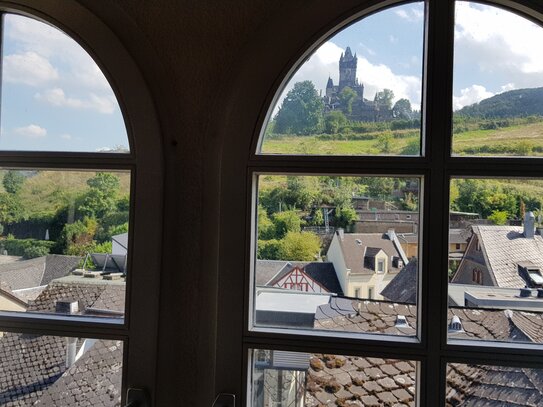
[524, 211, 535, 238]
[66, 337, 77, 367]
[337, 228, 344, 240]
[387, 229, 396, 240]
[55, 300, 79, 314]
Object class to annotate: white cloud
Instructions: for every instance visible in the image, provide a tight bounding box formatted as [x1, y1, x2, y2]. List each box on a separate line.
[60, 134, 72, 140]
[35, 88, 116, 114]
[14, 124, 47, 139]
[501, 83, 516, 92]
[3, 52, 58, 85]
[454, 3, 543, 89]
[452, 85, 494, 110]
[395, 7, 424, 22]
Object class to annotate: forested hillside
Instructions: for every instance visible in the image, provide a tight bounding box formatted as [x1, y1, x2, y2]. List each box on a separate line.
[456, 87, 543, 118]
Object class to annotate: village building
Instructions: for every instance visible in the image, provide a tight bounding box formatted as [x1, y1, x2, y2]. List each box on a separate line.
[326, 229, 409, 300]
[452, 213, 543, 288]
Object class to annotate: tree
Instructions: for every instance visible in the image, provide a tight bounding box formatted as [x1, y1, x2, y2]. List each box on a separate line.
[324, 111, 347, 134]
[274, 81, 324, 135]
[258, 205, 276, 240]
[335, 206, 357, 229]
[363, 177, 395, 199]
[79, 173, 121, 219]
[272, 210, 302, 238]
[277, 231, 321, 261]
[392, 98, 413, 120]
[339, 86, 357, 115]
[376, 132, 393, 153]
[2, 170, 25, 194]
[0, 193, 25, 224]
[374, 89, 394, 120]
[488, 210, 508, 225]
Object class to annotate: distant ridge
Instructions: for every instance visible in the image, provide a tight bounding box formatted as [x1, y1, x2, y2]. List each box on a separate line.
[456, 87, 543, 118]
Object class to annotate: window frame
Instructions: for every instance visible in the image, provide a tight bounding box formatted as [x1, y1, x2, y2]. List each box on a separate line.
[216, 0, 543, 406]
[0, 2, 163, 405]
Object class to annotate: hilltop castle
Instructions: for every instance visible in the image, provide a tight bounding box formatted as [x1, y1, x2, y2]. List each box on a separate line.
[324, 46, 392, 121]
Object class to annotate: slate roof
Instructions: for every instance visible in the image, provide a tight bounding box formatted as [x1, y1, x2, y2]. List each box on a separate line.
[111, 232, 128, 251]
[380, 259, 418, 303]
[0, 255, 81, 291]
[267, 262, 343, 295]
[334, 233, 403, 275]
[0, 277, 125, 406]
[255, 260, 290, 286]
[474, 225, 543, 288]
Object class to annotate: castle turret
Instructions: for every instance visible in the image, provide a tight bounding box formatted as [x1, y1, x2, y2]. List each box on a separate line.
[339, 46, 357, 90]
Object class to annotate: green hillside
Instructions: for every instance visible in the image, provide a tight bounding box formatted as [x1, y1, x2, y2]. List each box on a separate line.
[457, 87, 543, 118]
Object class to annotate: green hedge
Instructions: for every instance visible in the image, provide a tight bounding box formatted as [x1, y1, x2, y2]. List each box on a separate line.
[0, 238, 55, 257]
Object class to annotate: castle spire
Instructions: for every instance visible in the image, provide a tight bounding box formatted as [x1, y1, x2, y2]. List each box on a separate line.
[344, 46, 353, 59]
[326, 76, 334, 89]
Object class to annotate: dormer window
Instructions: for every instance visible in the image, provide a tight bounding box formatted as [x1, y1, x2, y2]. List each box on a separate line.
[377, 259, 385, 273]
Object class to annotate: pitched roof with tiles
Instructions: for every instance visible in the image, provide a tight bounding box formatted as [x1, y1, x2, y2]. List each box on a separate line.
[0, 255, 81, 291]
[309, 297, 543, 406]
[474, 225, 543, 288]
[0, 277, 125, 406]
[333, 233, 404, 275]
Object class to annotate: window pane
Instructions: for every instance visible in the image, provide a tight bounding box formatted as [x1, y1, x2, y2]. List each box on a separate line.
[250, 349, 417, 406]
[446, 363, 543, 405]
[254, 175, 420, 338]
[0, 14, 129, 153]
[452, 2, 543, 157]
[448, 177, 543, 345]
[0, 332, 123, 406]
[258, 3, 424, 156]
[0, 169, 129, 321]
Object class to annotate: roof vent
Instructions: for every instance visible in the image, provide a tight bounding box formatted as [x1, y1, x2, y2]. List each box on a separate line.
[520, 287, 532, 298]
[395, 315, 409, 327]
[448, 315, 463, 332]
[355, 239, 362, 245]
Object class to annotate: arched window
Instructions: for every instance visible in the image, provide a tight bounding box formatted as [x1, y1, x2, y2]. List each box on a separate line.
[0, 5, 162, 406]
[218, 1, 543, 405]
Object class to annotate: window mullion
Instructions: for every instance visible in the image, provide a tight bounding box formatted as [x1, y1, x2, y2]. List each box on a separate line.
[421, 0, 456, 406]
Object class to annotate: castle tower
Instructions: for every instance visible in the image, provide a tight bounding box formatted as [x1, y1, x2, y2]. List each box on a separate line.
[339, 46, 357, 90]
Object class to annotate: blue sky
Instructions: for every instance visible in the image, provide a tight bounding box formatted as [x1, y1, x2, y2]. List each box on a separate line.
[0, 14, 128, 152]
[275, 1, 543, 113]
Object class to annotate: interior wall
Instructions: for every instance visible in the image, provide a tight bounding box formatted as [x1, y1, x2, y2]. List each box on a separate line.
[76, 1, 381, 405]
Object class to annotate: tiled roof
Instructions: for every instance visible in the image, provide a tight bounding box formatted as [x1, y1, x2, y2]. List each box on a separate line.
[0, 333, 122, 406]
[0, 277, 125, 406]
[311, 298, 543, 406]
[0, 255, 81, 291]
[475, 225, 543, 288]
[35, 339, 123, 406]
[269, 262, 343, 295]
[30, 278, 125, 316]
[380, 259, 417, 303]
[314, 297, 543, 344]
[305, 354, 416, 407]
[334, 233, 403, 275]
[255, 260, 290, 286]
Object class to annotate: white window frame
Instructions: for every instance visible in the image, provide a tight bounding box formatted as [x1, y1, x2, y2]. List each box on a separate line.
[0, 2, 163, 405]
[215, 0, 543, 406]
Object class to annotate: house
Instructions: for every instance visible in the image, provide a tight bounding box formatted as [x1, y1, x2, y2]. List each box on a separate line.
[452, 213, 543, 288]
[326, 229, 409, 299]
[353, 210, 418, 234]
[256, 260, 342, 295]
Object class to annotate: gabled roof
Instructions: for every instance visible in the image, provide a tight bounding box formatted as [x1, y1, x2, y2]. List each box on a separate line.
[331, 233, 403, 275]
[268, 262, 343, 295]
[380, 259, 418, 303]
[473, 225, 543, 287]
[255, 260, 290, 286]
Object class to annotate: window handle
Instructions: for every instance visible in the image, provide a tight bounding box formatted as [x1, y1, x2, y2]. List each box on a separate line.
[125, 388, 150, 407]
[213, 393, 236, 407]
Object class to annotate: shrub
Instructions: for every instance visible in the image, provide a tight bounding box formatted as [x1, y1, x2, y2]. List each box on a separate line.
[23, 245, 50, 259]
[2, 238, 54, 257]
